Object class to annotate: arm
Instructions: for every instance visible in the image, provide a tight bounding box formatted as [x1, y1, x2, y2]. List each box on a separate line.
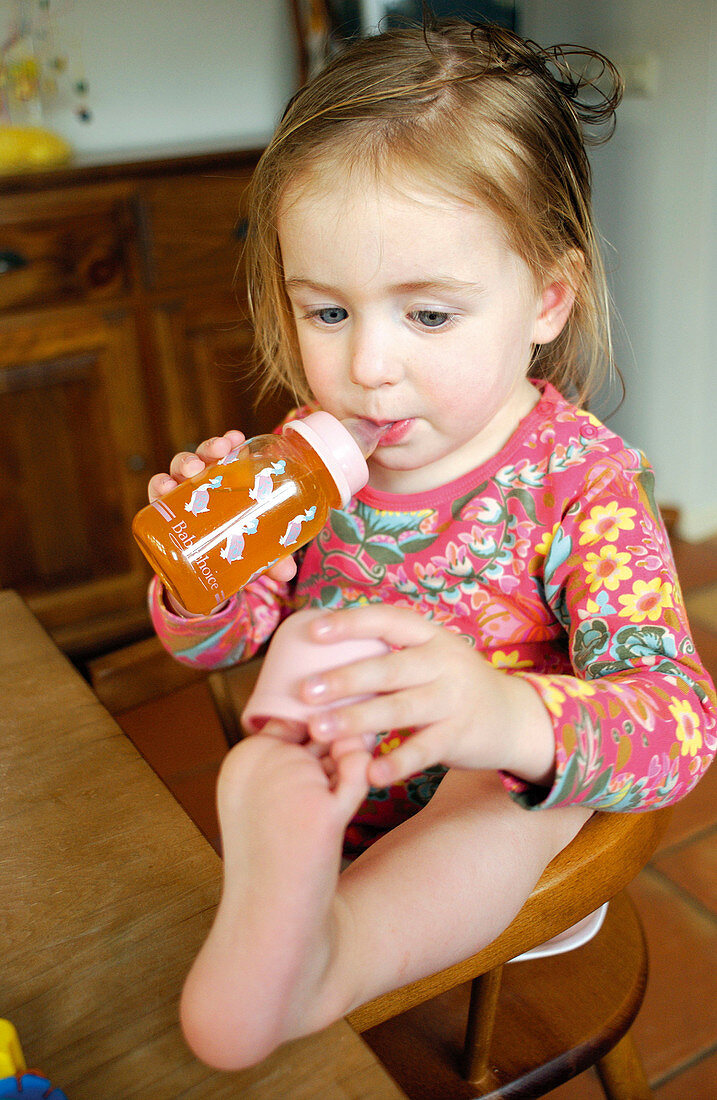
[293, 453, 715, 811]
[149, 573, 292, 670]
[503, 454, 716, 811]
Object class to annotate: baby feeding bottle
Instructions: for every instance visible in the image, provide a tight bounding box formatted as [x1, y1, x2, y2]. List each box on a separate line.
[132, 413, 385, 616]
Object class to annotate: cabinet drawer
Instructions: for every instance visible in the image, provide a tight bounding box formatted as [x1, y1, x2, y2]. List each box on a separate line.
[0, 197, 134, 312]
[141, 169, 253, 292]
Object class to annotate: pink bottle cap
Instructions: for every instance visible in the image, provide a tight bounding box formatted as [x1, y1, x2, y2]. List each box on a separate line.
[283, 412, 382, 507]
[242, 607, 389, 734]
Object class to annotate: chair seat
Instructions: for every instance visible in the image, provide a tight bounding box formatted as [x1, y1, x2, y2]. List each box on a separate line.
[510, 901, 608, 962]
[362, 889, 648, 1099]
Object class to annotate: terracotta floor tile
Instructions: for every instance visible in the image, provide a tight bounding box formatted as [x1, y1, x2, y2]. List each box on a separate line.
[627, 870, 717, 1080]
[652, 829, 717, 917]
[653, 1049, 717, 1098]
[116, 681, 228, 783]
[657, 761, 717, 853]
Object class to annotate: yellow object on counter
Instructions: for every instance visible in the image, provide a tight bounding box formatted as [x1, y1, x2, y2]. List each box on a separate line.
[0, 1018, 26, 1077]
[0, 126, 72, 172]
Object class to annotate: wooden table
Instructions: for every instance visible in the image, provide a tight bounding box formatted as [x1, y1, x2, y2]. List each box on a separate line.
[0, 590, 405, 1099]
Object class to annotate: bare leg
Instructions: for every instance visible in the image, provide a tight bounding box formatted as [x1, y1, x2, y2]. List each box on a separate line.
[180, 733, 371, 1069]
[181, 747, 590, 1070]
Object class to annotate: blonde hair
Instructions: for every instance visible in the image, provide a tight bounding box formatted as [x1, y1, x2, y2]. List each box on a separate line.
[244, 19, 623, 409]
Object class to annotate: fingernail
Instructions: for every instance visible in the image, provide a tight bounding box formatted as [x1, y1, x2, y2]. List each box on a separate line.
[313, 712, 338, 738]
[304, 676, 328, 700]
[312, 616, 335, 638]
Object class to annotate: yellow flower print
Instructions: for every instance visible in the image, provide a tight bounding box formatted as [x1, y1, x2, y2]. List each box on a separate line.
[538, 677, 598, 719]
[490, 650, 533, 670]
[578, 501, 636, 545]
[563, 679, 599, 701]
[618, 577, 674, 622]
[541, 681, 568, 717]
[535, 523, 560, 557]
[669, 699, 703, 756]
[584, 545, 632, 592]
[379, 736, 402, 755]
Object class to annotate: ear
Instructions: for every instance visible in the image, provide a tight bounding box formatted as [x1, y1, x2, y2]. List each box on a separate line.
[531, 250, 584, 345]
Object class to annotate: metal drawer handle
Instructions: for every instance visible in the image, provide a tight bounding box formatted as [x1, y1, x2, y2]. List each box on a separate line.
[0, 250, 28, 274]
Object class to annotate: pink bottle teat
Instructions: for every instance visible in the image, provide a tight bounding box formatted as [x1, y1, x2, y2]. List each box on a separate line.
[283, 412, 386, 506]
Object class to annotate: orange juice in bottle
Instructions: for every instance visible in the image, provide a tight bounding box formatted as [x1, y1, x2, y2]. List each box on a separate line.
[132, 412, 384, 616]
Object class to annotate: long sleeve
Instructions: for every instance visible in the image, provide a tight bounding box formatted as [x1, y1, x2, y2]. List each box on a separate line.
[501, 450, 716, 811]
[149, 572, 293, 669]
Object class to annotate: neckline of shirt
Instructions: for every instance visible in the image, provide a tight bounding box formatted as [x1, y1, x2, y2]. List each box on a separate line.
[356, 380, 563, 510]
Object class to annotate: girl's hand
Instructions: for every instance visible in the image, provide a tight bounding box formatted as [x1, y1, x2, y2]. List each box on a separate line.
[146, 432, 298, 613]
[148, 430, 248, 505]
[300, 605, 556, 790]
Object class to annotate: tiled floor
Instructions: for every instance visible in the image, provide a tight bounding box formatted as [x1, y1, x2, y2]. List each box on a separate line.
[115, 533, 717, 1098]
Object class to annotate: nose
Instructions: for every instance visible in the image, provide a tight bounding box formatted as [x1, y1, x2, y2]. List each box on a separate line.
[348, 323, 402, 389]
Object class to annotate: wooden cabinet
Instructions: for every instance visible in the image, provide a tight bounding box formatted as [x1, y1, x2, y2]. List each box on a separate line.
[0, 148, 292, 661]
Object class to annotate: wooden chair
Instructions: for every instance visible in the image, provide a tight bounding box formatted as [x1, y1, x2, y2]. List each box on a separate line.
[87, 634, 670, 1099]
[348, 808, 668, 1099]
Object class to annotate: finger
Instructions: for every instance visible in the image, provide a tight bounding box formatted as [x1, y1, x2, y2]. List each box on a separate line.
[368, 725, 449, 788]
[195, 431, 246, 464]
[169, 451, 205, 481]
[148, 473, 177, 503]
[309, 603, 437, 650]
[301, 644, 440, 717]
[267, 556, 298, 584]
[330, 748, 371, 813]
[328, 733, 376, 761]
[308, 680, 444, 746]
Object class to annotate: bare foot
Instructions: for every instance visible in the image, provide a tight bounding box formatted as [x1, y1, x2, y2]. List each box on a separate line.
[180, 733, 370, 1069]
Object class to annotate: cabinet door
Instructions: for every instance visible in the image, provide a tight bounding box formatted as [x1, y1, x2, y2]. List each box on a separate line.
[0, 307, 155, 656]
[152, 293, 294, 459]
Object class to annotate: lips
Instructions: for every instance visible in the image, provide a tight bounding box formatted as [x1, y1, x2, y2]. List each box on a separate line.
[372, 418, 414, 446]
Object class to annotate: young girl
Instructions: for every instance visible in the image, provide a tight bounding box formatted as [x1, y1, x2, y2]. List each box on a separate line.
[146, 20, 716, 1070]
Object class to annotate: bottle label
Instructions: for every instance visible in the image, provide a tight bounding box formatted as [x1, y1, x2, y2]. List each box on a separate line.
[150, 497, 225, 599]
[148, 458, 317, 595]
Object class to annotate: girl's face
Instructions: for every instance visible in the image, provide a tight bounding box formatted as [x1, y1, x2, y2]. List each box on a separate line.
[278, 168, 570, 494]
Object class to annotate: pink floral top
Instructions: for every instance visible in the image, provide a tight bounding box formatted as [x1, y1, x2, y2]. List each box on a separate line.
[150, 383, 716, 855]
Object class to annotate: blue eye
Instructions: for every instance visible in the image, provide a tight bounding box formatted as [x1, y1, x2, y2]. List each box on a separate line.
[315, 306, 348, 325]
[411, 310, 451, 328]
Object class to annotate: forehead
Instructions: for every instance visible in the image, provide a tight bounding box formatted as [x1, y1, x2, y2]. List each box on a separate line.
[277, 160, 514, 277]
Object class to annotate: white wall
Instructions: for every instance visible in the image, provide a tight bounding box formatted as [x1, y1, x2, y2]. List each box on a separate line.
[522, 1, 717, 540]
[33, 0, 298, 154]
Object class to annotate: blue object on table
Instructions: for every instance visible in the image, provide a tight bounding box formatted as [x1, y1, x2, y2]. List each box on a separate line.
[0, 1073, 68, 1098]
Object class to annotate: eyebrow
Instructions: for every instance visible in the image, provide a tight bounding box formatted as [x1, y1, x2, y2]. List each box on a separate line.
[284, 276, 484, 296]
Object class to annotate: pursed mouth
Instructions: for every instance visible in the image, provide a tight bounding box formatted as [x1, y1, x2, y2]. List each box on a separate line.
[371, 418, 414, 446]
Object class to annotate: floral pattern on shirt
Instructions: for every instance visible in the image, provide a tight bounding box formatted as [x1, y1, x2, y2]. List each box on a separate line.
[150, 383, 716, 851]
